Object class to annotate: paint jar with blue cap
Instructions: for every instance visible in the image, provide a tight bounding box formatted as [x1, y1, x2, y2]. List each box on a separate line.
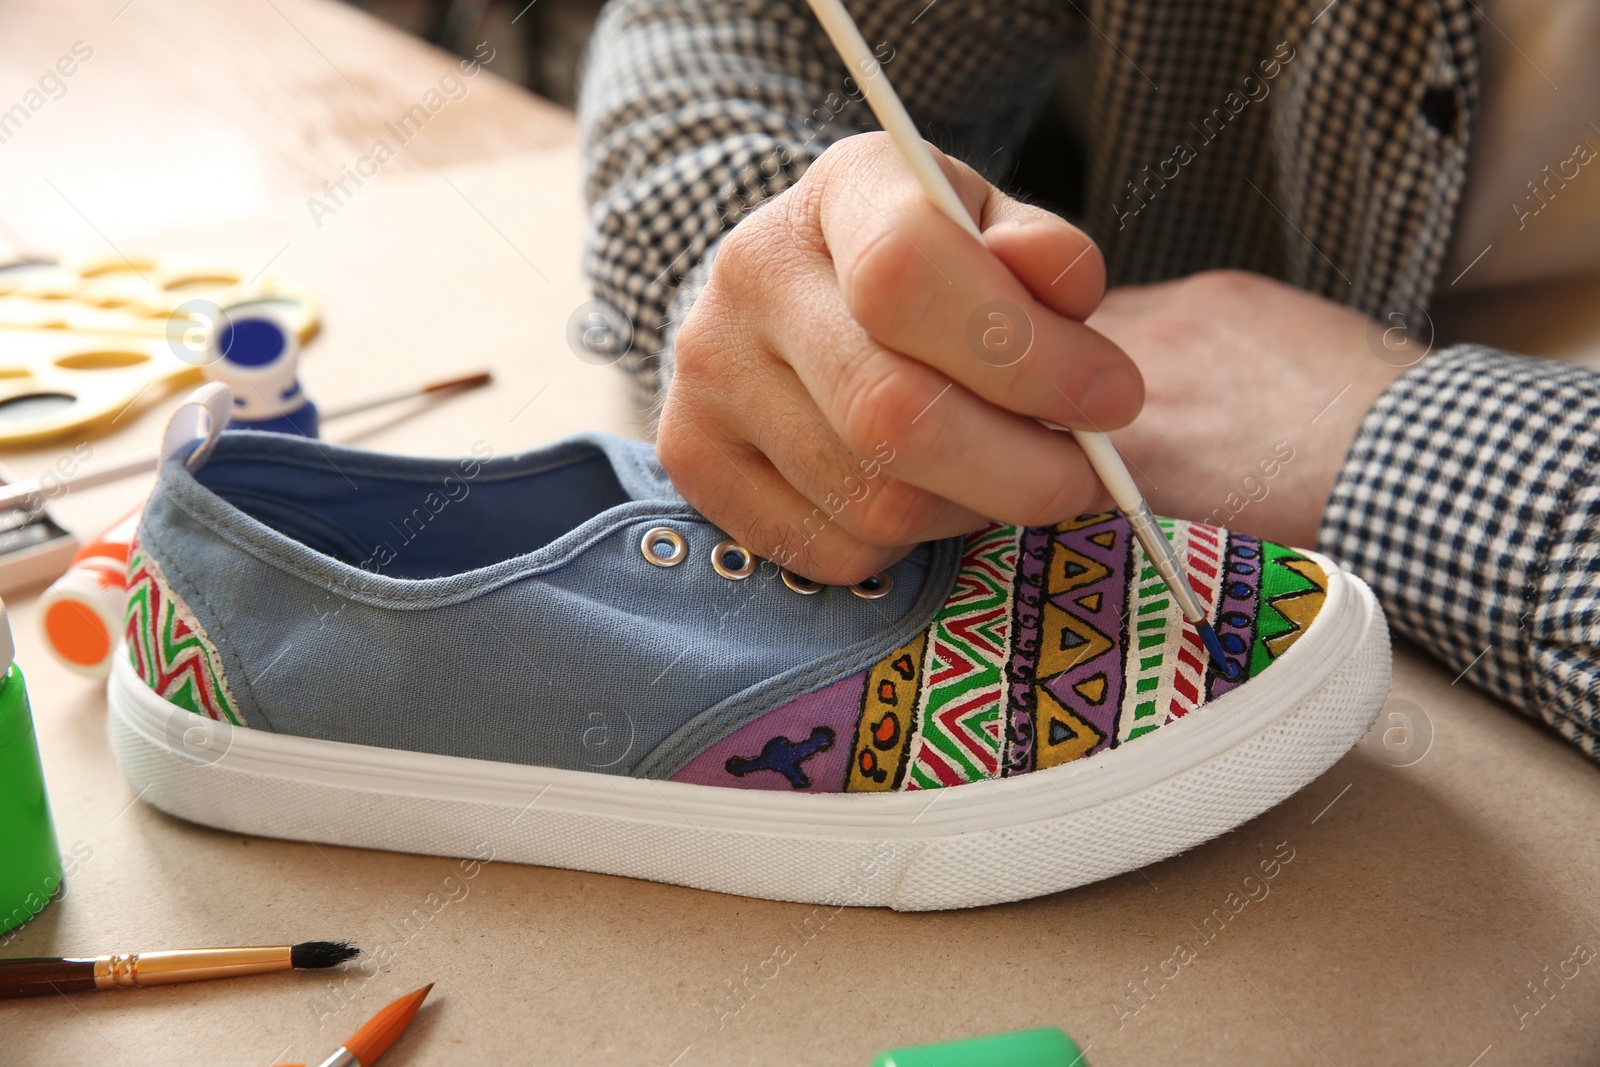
[205, 306, 319, 437]
[0, 600, 63, 936]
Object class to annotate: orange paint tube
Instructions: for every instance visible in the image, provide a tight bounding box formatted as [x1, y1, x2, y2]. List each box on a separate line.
[37, 508, 140, 678]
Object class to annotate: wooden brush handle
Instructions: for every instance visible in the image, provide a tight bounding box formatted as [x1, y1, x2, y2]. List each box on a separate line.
[0, 958, 98, 998]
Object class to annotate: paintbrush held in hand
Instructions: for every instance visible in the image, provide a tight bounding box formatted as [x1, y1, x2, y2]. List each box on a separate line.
[0, 940, 359, 998]
[801, 0, 1239, 677]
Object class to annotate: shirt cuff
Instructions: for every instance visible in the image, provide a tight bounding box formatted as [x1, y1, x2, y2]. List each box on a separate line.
[1318, 343, 1600, 739]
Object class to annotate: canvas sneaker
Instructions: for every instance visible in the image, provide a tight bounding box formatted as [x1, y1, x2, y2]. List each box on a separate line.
[108, 386, 1390, 911]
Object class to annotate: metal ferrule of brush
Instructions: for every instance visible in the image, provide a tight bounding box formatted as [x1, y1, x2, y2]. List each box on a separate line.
[1125, 501, 1207, 624]
[314, 1049, 361, 1067]
[91, 947, 294, 988]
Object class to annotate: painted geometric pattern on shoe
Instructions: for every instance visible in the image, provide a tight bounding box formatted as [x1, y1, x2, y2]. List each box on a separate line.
[671, 515, 1327, 792]
[905, 522, 1022, 789]
[125, 535, 245, 726]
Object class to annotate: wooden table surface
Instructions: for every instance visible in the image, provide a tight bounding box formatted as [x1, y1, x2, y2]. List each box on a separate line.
[1, 3, 1599, 1066]
[0, 0, 570, 248]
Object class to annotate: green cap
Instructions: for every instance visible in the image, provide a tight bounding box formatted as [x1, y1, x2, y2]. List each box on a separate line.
[0, 602, 64, 937]
[872, 1027, 1084, 1067]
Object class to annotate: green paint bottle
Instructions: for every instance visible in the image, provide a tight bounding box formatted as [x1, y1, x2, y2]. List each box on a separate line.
[0, 602, 63, 937]
[873, 1027, 1085, 1067]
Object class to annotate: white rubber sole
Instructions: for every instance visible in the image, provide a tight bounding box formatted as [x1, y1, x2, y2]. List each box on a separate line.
[107, 554, 1389, 911]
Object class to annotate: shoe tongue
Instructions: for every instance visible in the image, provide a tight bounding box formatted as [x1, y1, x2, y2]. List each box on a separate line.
[161, 384, 684, 506]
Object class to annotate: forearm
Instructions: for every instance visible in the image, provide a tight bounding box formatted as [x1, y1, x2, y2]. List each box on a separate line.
[1320, 345, 1600, 760]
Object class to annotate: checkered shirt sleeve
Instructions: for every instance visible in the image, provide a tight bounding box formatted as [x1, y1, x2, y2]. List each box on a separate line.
[577, 0, 838, 407]
[1321, 346, 1600, 762]
[578, 0, 1479, 409]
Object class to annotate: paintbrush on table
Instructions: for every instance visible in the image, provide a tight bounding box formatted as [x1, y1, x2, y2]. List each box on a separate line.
[0, 940, 359, 998]
[0, 369, 493, 522]
[273, 984, 435, 1067]
[802, 0, 1239, 678]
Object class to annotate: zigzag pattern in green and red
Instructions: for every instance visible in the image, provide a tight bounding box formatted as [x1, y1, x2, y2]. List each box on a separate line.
[125, 536, 244, 726]
[906, 522, 1020, 789]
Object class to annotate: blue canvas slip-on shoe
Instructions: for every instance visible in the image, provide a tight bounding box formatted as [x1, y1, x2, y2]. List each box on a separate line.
[107, 385, 1391, 911]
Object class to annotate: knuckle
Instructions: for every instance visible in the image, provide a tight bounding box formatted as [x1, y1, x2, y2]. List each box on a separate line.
[838, 221, 936, 343]
[781, 175, 829, 257]
[672, 293, 769, 393]
[715, 199, 802, 292]
[835, 359, 926, 457]
[654, 409, 698, 486]
[654, 402, 723, 509]
[812, 132, 890, 180]
[847, 480, 938, 546]
[712, 217, 769, 287]
[670, 312, 715, 379]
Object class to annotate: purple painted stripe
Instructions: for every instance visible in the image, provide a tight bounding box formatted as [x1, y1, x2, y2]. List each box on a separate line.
[1040, 514, 1129, 756]
[1001, 524, 1053, 776]
[1208, 531, 1263, 699]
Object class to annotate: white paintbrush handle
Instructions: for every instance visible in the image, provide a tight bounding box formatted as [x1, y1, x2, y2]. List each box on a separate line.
[803, 0, 977, 238]
[1076, 432, 1208, 623]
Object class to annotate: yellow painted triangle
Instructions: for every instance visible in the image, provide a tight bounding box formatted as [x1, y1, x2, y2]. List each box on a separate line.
[1034, 687, 1103, 769]
[1076, 591, 1103, 613]
[1038, 601, 1114, 678]
[1057, 512, 1117, 531]
[1073, 673, 1107, 705]
[1283, 556, 1327, 591]
[1264, 558, 1328, 657]
[1047, 543, 1109, 595]
[1088, 529, 1117, 549]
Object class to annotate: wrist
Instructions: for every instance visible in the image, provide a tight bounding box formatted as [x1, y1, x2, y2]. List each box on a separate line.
[1212, 361, 1402, 549]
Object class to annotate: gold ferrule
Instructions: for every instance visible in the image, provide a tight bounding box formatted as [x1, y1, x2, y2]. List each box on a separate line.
[93, 947, 294, 989]
[1126, 502, 1206, 624]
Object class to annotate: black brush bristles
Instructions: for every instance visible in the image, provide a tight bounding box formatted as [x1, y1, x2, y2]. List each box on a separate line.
[290, 940, 361, 969]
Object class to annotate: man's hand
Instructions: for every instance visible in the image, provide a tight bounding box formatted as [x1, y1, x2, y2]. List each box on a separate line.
[1094, 271, 1407, 549]
[660, 133, 1143, 584]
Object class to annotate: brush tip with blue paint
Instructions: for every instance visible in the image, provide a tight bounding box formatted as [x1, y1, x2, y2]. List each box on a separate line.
[1196, 620, 1241, 680]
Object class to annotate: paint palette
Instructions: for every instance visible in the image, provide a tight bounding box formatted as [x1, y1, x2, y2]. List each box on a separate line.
[0, 254, 319, 446]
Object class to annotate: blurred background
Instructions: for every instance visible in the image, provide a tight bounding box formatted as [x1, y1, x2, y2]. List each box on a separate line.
[347, 0, 1093, 217]
[352, 0, 602, 108]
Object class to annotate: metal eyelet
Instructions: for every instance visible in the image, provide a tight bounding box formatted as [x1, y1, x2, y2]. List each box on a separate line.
[780, 569, 823, 595]
[711, 539, 756, 580]
[850, 572, 893, 599]
[641, 527, 687, 567]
